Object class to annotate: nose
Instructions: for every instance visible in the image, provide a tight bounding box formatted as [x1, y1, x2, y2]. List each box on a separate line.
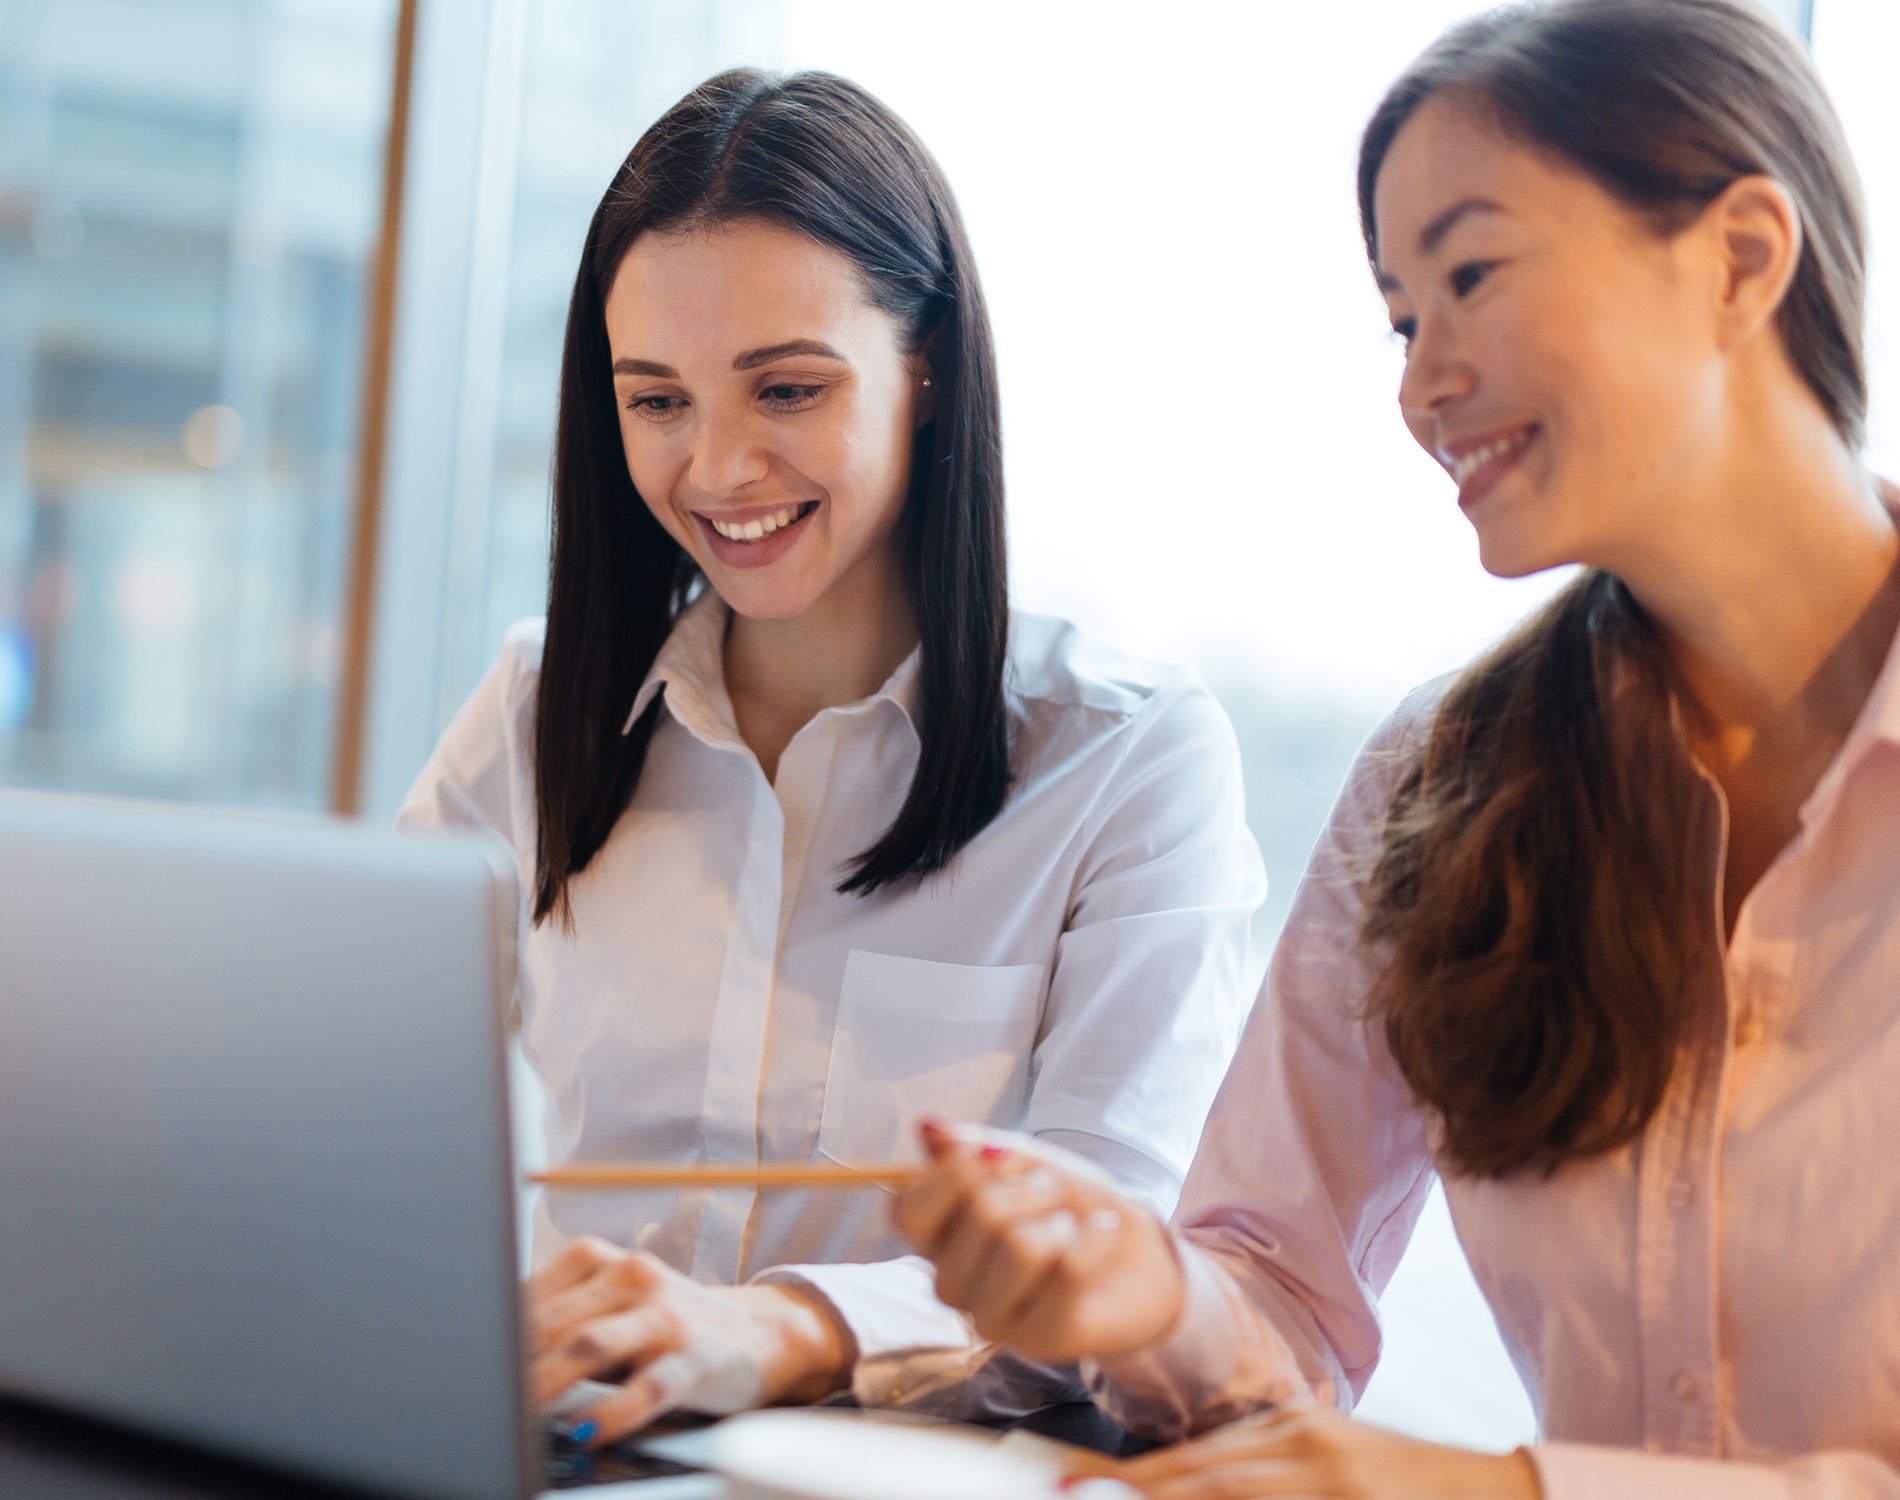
[686, 402, 770, 498]
[1396, 314, 1475, 429]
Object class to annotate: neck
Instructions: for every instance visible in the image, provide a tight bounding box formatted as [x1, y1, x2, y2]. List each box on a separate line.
[1612, 397, 1898, 744]
[722, 543, 919, 778]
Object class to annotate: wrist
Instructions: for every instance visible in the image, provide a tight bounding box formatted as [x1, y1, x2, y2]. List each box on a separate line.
[1499, 1446, 1544, 1500]
[1112, 1217, 1190, 1361]
[755, 1283, 855, 1403]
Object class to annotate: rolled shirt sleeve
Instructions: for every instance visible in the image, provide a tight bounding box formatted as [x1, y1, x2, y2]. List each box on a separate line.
[1086, 688, 1440, 1439]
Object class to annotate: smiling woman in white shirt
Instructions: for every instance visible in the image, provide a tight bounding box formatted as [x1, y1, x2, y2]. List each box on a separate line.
[397, 69, 1263, 1446]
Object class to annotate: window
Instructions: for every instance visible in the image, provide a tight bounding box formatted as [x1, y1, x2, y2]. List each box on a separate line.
[0, 0, 396, 806]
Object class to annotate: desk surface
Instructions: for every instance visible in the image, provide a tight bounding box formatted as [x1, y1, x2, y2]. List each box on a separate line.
[0, 1395, 1145, 1499]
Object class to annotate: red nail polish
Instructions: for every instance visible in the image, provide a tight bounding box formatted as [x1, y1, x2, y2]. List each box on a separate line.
[979, 1143, 1007, 1161]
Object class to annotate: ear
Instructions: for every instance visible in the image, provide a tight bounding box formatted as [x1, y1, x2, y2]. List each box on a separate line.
[908, 350, 938, 430]
[1703, 174, 1803, 351]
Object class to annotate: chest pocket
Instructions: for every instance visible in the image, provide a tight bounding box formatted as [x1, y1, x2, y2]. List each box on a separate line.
[818, 950, 1048, 1171]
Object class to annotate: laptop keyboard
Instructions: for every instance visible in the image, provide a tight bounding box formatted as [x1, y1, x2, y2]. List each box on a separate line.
[542, 1428, 704, 1488]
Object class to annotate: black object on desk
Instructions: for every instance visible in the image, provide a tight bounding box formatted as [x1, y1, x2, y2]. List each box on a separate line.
[0, 1393, 1149, 1499]
[0, 1394, 382, 1499]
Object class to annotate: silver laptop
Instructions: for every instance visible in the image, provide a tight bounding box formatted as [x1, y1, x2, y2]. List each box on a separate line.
[0, 789, 705, 1499]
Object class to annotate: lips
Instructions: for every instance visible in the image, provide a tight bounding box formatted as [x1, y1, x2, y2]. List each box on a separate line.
[693, 500, 819, 570]
[1437, 424, 1540, 510]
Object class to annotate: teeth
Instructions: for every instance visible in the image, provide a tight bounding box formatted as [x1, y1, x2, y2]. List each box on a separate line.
[709, 504, 805, 541]
[1444, 430, 1532, 487]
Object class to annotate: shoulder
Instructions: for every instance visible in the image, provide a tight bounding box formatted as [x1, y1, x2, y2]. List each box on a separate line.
[1005, 610, 1241, 781]
[497, 616, 546, 684]
[484, 618, 547, 725]
[441, 618, 545, 763]
[1008, 611, 1208, 721]
[1328, 674, 1453, 851]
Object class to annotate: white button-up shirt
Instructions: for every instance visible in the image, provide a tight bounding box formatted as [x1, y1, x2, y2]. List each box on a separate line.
[400, 594, 1264, 1411]
[1091, 614, 1900, 1498]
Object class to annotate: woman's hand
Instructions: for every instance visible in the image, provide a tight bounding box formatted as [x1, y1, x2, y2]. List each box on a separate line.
[524, 1236, 851, 1445]
[1105, 1406, 1541, 1500]
[891, 1120, 1186, 1364]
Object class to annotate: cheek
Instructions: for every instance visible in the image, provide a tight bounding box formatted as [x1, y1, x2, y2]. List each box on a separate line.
[816, 401, 914, 519]
[618, 422, 691, 532]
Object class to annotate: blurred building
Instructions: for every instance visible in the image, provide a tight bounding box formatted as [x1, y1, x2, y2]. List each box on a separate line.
[0, 0, 394, 805]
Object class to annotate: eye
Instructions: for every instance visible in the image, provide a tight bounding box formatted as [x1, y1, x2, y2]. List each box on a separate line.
[1449, 260, 1499, 298]
[626, 393, 686, 421]
[1389, 317, 1417, 348]
[761, 382, 823, 410]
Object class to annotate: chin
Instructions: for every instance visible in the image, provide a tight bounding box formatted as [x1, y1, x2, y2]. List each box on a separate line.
[708, 579, 822, 623]
[1472, 525, 1571, 581]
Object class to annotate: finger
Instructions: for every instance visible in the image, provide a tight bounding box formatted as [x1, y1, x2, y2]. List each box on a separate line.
[1058, 1205, 1129, 1274]
[937, 1158, 1081, 1299]
[528, 1304, 673, 1405]
[527, 1254, 663, 1356]
[1141, 1460, 1312, 1500]
[524, 1234, 620, 1306]
[892, 1124, 999, 1251]
[928, 1164, 1059, 1304]
[580, 1345, 768, 1446]
[998, 1207, 1144, 1359]
[1117, 1414, 1305, 1485]
[574, 1354, 690, 1444]
[967, 1207, 1083, 1333]
[892, 1163, 977, 1257]
[893, 1140, 1029, 1253]
[927, 1194, 1003, 1313]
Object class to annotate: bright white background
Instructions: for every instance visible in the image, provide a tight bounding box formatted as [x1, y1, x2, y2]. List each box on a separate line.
[777, 1, 1568, 713]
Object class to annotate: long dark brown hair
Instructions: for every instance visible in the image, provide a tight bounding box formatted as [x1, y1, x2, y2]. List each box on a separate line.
[533, 70, 1009, 926]
[1356, 0, 1868, 1177]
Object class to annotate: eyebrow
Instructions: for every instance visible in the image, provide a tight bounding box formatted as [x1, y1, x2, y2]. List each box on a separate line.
[610, 339, 849, 380]
[1373, 195, 1510, 291]
[732, 339, 846, 371]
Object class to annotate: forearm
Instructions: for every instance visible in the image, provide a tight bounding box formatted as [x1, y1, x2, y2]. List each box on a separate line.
[1533, 1443, 1900, 1500]
[754, 1255, 1085, 1419]
[1084, 1236, 1316, 1441]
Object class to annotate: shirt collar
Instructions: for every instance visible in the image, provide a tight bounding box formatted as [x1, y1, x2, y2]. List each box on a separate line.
[1841, 483, 1900, 753]
[620, 589, 924, 747]
[1795, 495, 1900, 827]
[622, 590, 741, 748]
[1846, 601, 1900, 750]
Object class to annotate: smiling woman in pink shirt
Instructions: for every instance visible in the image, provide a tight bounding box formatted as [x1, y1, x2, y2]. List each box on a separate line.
[893, 2, 1900, 1497]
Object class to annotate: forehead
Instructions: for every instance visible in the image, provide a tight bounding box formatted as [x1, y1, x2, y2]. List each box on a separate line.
[1372, 93, 1569, 271]
[604, 218, 881, 351]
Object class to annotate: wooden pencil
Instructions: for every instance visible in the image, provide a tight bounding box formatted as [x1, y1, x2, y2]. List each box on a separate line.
[527, 1160, 922, 1190]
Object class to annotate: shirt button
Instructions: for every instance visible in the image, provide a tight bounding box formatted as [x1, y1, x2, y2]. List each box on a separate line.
[1668, 1179, 1694, 1210]
[1671, 1369, 1700, 1403]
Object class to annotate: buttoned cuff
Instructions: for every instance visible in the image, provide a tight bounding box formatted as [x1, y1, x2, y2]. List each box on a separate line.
[753, 1256, 974, 1362]
[1531, 1444, 1793, 1500]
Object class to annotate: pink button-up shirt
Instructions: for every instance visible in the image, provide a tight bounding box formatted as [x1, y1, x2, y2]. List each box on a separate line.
[1090, 613, 1900, 1500]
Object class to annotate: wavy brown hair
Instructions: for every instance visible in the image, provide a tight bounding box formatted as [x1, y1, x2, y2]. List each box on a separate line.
[1356, 0, 1867, 1177]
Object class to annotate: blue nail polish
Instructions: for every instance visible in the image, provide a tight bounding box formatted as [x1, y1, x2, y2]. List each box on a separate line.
[569, 1420, 598, 1444]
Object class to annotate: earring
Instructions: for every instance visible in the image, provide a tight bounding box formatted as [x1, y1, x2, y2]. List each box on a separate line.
[921, 377, 932, 387]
